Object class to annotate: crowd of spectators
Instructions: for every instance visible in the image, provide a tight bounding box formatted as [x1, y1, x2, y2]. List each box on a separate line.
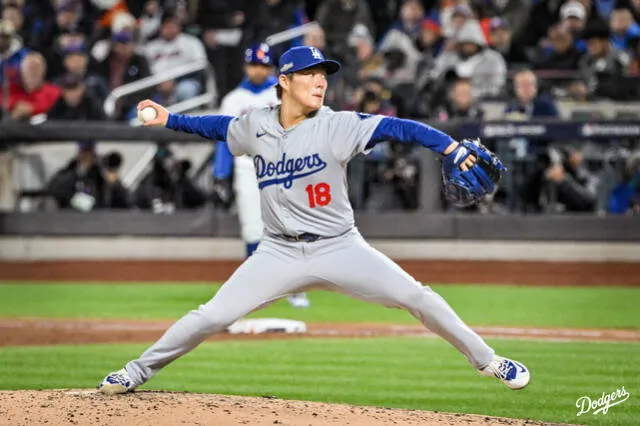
[1, 0, 639, 215]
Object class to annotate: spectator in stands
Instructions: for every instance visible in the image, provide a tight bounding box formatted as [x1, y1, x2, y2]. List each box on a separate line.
[144, 12, 207, 103]
[443, 4, 479, 42]
[560, 0, 589, 52]
[1, 2, 30, 48]
[348, 22, 376, 67]
[368, 21, 422, 89]
[133, 144, 206, 213]
[416, 18, 444, 58]
[89, 0, 132, 35]
[0, 52, 60, 121]
[505, 69, 559, 119]
[43, 29, 88, 80]
[89, 10, 136, 63]
[566, 78, 591, 100]
[534, 24, 584, 72]
[39, 0, 93, 49]
[482, 0, 531, 42]
[432, 78, 484, 121]
[2, 2, 52, 53]
[610, 7, 640, 50]
[517, 0, 562, 48]
[253, 0, 308, 59]
[608, 150, 640, 214]
[315, 0, 375, 64]
[95, 28, 152, 120]
[54, 42, 108, 102]
[100, 150, 130, 209]
[138, 0, 163, 43]
[562, 145, 599, 198]
[488, 17, 529, 66]
[196, 1, 258, 102]
[503, 69, 558, 158]
[380, 0, 424, 44]
[0, 19, 29, 95]
[429, 19, 507, 99]
[579, 19, 632, 100]
[47, 140, 102, 211]
[47, 72, 105, 120]
[345, 77, 398, 116]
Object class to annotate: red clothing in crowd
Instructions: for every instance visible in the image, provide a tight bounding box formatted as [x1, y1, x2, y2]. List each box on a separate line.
[0, 82, 61, 116]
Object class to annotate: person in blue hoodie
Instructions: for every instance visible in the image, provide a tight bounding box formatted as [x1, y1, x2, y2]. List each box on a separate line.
[610, 7, 640, 49]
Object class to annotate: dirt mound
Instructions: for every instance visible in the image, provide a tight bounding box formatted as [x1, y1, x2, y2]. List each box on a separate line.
[0, 390, 568, 426]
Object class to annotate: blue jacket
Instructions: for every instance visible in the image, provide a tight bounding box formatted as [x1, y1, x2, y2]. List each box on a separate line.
[611, 23, 640, 50]
[504, 96, 559, 118]
[0, 40, 30, 88]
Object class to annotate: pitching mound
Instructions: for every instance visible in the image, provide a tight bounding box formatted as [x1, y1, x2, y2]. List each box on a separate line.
[0, 390, 568, 426]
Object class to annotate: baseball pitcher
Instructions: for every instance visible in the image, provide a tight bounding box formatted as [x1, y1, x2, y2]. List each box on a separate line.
[213, 42, 310, 308]
[99, 46, 530, 395]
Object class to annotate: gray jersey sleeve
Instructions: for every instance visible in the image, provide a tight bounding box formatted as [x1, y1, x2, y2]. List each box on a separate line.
[329, 112, 385, 163]
[226, 112, 254, 156]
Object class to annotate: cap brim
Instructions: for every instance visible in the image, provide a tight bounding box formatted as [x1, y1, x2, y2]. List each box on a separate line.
[320, 60, 341, 75]
[284, 59, 341, 75]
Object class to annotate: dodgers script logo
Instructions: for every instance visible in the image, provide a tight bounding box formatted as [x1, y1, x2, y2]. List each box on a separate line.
[254, 153, 327, 189]
[576, 386, 630, 416]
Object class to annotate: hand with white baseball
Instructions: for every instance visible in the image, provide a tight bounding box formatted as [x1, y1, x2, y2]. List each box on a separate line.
[137, 100, 170, 127]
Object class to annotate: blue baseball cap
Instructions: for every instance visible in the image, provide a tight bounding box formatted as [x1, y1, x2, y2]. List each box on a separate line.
[245, 43, 273, 66]
[278, 46, 341, 75]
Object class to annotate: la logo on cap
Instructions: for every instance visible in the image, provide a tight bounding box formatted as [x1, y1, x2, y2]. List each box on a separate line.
[310, 47, 322, 59]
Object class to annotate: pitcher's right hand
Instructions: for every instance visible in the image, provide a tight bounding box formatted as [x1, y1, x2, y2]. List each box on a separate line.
[137, 100, 170, 127]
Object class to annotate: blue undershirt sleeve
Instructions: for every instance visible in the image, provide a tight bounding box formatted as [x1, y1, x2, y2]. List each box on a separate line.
[367, 116, 455, 154]
[166, 113, 234, 141]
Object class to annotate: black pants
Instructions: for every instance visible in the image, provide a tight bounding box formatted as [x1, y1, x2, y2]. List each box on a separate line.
[207, 45, 245, 105]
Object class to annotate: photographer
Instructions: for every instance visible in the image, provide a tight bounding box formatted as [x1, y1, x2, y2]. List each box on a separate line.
[48, 140, 103, 211]
[133, 144, 206, 213]
[48, 142, 131, 211]
[522, 147, 597, 213]
[348, 85, 419, 211]
[100, 151, 130, 209]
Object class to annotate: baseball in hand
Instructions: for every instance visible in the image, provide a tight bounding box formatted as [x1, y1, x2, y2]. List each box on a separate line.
[138, 106, 158, 123]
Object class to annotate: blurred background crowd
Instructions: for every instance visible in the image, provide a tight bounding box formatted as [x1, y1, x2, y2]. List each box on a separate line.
[1, 0, 639, 216]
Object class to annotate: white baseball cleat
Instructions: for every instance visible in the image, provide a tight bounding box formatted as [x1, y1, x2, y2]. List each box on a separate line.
[480, 355, 530, 390]
[98, 368, 136, 395]
[287, 293, 311, 308]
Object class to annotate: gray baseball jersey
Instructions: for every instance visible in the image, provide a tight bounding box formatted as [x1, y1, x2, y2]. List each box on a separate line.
[121, 107, 496, 388]
[226, 106, 383, 237]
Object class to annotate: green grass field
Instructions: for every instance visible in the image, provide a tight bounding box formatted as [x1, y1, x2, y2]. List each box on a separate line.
[0, 282, 638, 425]
[1, 283, 639, 329]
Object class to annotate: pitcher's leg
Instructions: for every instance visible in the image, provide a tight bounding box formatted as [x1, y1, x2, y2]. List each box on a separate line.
[312, 236, 493, 369]
[124, 245, 303, 387]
